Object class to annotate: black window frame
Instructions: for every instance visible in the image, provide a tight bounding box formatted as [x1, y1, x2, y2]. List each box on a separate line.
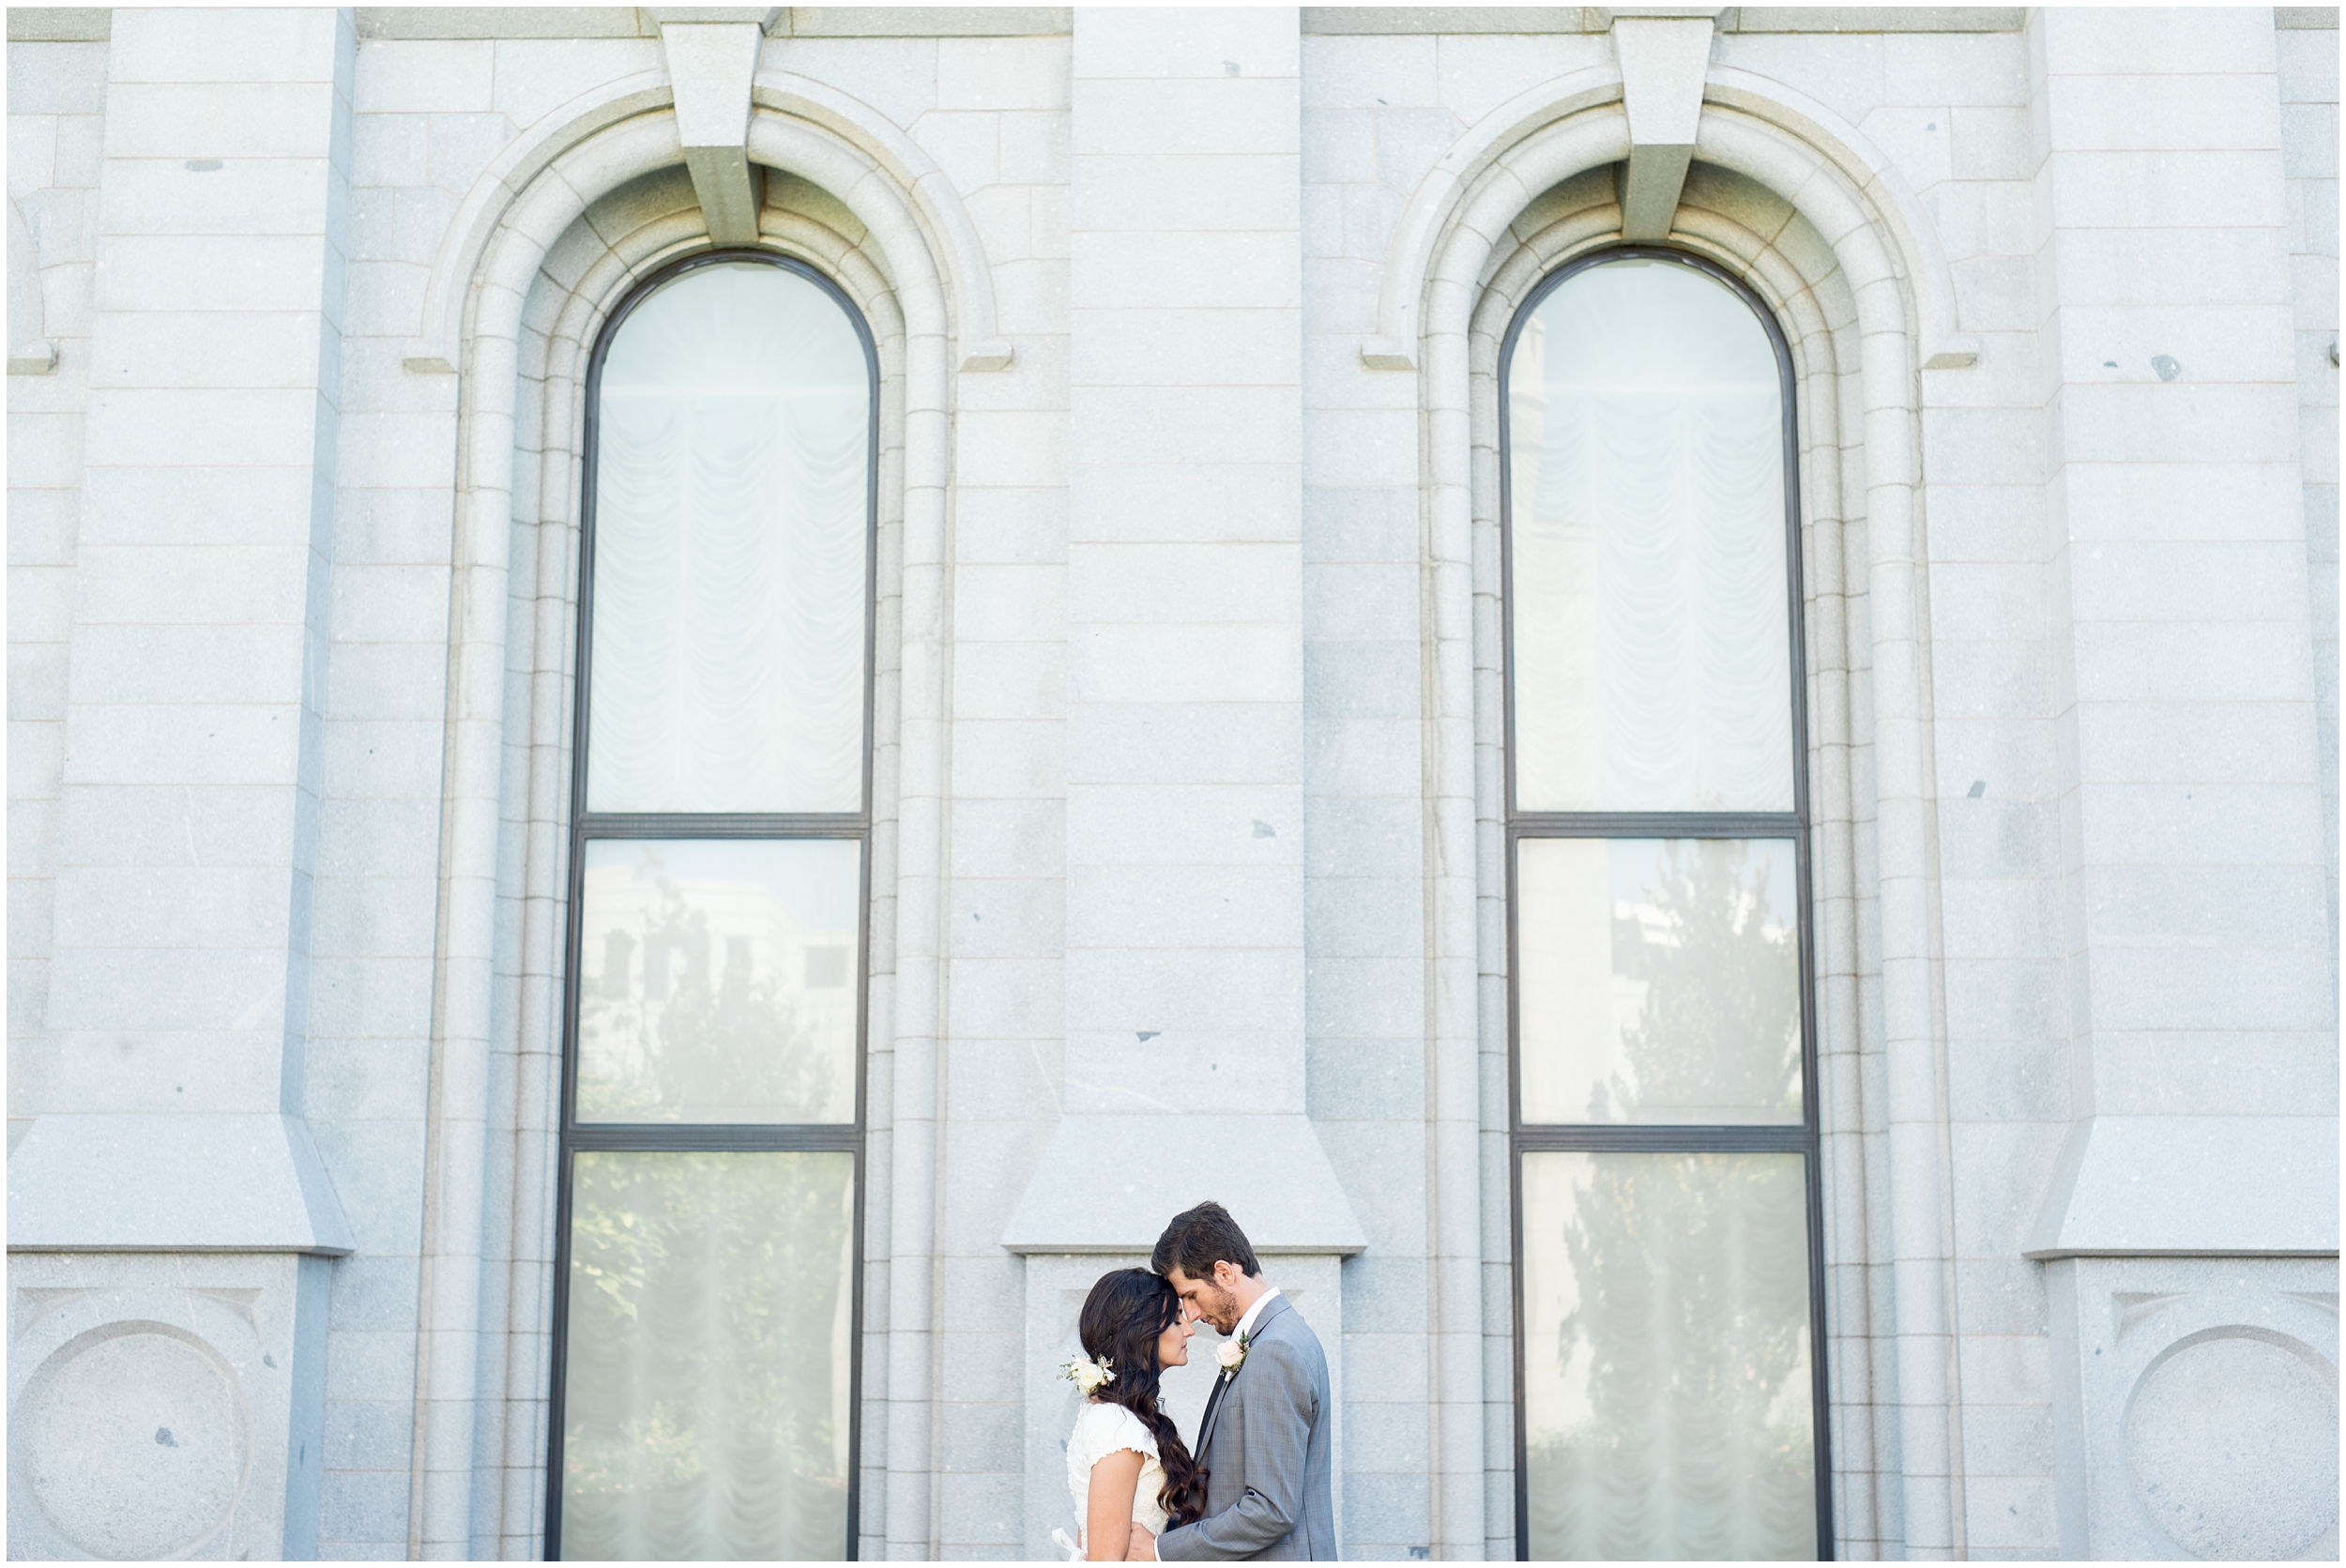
[1498, 243, 1835, 1561]
[543, 247, 880, 1562]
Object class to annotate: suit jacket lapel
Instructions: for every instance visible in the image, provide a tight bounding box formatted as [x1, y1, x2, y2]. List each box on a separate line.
[1197, 1297, 1290, 1454]
[1196, 1369, 1232, 1454]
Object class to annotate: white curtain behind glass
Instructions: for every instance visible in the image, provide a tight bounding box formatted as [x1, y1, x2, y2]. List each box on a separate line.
[588, 264, 869, 814]
[1511, 261, 1793, 813]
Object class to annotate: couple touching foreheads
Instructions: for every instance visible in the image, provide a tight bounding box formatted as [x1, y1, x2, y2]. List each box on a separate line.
[1055, 1202, 1337, 1562]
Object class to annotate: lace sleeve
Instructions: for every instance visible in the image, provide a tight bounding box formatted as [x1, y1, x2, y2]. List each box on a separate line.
[1075, 1402, 1158, 1469]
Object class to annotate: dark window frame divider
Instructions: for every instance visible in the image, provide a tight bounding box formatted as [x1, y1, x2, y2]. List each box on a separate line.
[544, 246, 882, 1563]
[1497, 244, 1836, 1562]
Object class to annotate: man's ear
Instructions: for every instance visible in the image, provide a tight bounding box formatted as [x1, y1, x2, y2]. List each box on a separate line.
[1213, 1258, 1240, 1288]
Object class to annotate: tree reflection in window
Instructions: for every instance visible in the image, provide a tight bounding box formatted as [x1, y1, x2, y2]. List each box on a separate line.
[562, 1150, 854, 1560]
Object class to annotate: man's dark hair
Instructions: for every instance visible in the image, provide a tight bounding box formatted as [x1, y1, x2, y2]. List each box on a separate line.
[1152, 1200, 1261, 1281]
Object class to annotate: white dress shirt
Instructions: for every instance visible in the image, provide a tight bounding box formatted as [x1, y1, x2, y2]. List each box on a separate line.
[1229, 1284, 1281, 1349]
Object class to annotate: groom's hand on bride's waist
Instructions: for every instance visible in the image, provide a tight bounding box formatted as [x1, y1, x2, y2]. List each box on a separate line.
[1124, 1524, 1156, 1561]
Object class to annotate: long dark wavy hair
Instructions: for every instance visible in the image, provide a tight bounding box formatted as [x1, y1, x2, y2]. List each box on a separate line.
[1078, 1269, 1209, 1528]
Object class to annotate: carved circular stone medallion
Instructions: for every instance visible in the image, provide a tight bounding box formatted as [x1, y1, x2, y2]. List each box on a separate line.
[24, 1328, 249, 1560]
[2125, 1330, 2338, 1560]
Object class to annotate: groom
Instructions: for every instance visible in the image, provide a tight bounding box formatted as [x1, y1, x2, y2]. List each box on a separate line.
[1140, 1202, 1337, 1561]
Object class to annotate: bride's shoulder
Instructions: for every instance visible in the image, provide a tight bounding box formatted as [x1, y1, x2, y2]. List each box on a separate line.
[1073, 1399, 1157, 1454]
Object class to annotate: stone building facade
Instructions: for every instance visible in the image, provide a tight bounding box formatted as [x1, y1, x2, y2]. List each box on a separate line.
[6, 4, 2338, 1560]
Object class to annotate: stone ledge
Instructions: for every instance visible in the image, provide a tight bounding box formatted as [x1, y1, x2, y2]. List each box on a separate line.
[8, 1115, 355, 1256]
[2026, 1115, 2339, 1260]
[1000, 1114, 1368, 1256]
[1301, 6, 2024, 32]
[5, 8, 109, 42]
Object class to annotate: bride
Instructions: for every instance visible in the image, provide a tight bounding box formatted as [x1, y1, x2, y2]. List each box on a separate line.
[1054, 1269, 1210, 1561]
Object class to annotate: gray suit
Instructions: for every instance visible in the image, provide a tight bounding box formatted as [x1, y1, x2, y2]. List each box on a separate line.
[1156, 1294, 1337, 1561]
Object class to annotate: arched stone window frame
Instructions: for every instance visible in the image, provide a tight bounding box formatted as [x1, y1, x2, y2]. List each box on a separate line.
[1388, 69, 1973, 1560]
[399, 86, 984, 1559]
[541, 239, 882, 1560]
[1494, 234, 1832, 1559]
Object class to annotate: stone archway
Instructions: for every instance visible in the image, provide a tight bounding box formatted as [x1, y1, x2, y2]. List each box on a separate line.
[404, 95, 967, 1558]
[1385, 67, 1972, 1558]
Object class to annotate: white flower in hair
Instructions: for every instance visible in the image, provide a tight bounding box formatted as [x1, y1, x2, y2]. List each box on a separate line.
[1058, 1352, 1114, 1395]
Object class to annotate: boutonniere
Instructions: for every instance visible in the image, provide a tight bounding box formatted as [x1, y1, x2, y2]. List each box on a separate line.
[1215, 1332, 1250, 1378]
[1058, 1353, 1114, 1395]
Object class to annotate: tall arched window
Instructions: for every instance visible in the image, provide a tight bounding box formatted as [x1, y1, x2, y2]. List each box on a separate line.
[1503, 250, 1828, 1560]
[547, 252, 876, 1561]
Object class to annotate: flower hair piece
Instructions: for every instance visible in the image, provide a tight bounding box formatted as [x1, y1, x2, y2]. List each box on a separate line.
[1058, 1353, 1115, 1395]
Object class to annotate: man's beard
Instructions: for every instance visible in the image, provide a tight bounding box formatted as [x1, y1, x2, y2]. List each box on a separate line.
[1200, 1284, 1241, 1334]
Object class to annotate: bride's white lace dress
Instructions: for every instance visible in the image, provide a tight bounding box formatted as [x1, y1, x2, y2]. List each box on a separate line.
[1054, 1399, 1168, 1559]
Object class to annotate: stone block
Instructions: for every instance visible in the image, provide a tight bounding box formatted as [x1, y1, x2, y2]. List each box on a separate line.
[1431, 32, 1606, 127]
[9, 114, 59, 197]
[1071, 231, 1302, 312]
[1063, 942, 1303, 1038]
[1305, 1035, 1424, 1122]
[949, 717, 1066, 798]
[492, 37, 660, 128]
[67, 620, 307, 708]
[1071, 621, 1302, 706]
[313, 1457, 412, 1546]
[1300, 107, 1379, 184]
[1302, 955, 1421, 1040]
[956, 408, 1069, 488]
[1942, 102, 2036, 180]
[2044, 1256, 2337, 1560]
[328, 564, 458, 644]
[1071, 80, 1301, 159]
[2054, 460, 2304, 543]
[910, 108, 1001, 195]
[92, 235, 333, 314]
[1301, 34, 1438, 111]
[1069, 860, 1302, 951]
[1071, 304, 1301, 387]
[782, 37, 941, 130]
[1717, 32, 1885, 125]
[1071, 461, 1302, 544]
[998, 107, 1071, 185]
[1303, 639, 1417, 722]
[1883, 29, 2026, 107]
[2049, 225, 2293, 309]
[6, 41, 110, 116]
[947, 955, 1063, 1040]
[352, 39, 494, 113]
[1302, 796, 1420, 880]
[2036, 8, 2277, 78]
[1305, 717, 1419, 799]
[417, 109, 515, 194]
[104, 82, 340, 161]
[2072, 780, 2324, 871]
[946, 874, 1065, 958]
[1946, 1038, 2068, 1122]
[1073, 150, 1302, 236]
[952, 563, 1065, 647]
[1067, 782, 1298, 872]
[948, 490, 1070, 570]
[1963, 1473, 2056, 1553]
[1071, 540, 1300, 624]
[1073, 8, 1299, 82]
[1303, 407, 1422, 488]
[950, 639, 1065, 721]
[1860, 104, 1953, 192]
[2059, 385, 2303, 472]
[937, 35, 1071, 111]
[6, 1251, 335, 1560]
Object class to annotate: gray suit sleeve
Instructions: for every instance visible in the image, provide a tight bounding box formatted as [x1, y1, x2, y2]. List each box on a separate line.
[1155, 1335, 1317, 1562]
